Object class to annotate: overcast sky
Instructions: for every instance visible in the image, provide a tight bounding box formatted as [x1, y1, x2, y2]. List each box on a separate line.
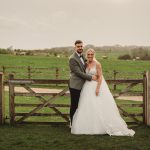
[0, 0, 150, 49]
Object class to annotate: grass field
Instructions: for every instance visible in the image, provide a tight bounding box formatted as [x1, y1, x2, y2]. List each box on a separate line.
[0, 53, 150, 79]
[0, 53, 150, 150]
[1, 92, 149, 150]
[1, 53, 149, 120]
[0, 124, 150, 150]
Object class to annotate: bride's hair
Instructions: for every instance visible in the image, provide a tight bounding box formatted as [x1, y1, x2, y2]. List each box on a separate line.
[86, 48, 98, 63]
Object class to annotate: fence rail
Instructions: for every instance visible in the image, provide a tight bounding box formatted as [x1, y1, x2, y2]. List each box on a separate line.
[0, 65, 146, 92]
[6, 73, 147, 125]
[0, 71, 150, 125]
[0, 66, 68, 80]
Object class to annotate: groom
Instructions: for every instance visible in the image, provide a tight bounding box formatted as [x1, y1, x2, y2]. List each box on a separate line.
[69, 40, 97, 125]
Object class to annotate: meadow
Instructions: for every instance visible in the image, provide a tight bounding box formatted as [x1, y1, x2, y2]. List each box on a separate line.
[0, 52, 150, 150]
[0, 52, 150, 79]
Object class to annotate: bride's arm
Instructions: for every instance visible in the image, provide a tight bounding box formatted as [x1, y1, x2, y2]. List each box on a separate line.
[95, 62, 102, 96]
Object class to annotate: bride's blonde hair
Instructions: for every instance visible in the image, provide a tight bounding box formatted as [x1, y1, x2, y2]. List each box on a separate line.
[86, 48, 98, 63]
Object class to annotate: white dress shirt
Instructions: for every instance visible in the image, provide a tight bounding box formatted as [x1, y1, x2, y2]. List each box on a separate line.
[76, 52, 85, 65]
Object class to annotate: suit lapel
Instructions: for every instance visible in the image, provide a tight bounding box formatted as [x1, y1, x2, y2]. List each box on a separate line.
[74, 53, 86, 71]
[83, 55, 87, 68]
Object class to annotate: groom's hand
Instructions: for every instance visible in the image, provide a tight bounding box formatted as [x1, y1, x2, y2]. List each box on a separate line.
[92, 75, 97, 81]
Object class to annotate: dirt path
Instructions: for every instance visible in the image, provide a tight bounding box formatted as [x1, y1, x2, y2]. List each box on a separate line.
[116, 96, 142, 101]
[4, 86, 142, 101]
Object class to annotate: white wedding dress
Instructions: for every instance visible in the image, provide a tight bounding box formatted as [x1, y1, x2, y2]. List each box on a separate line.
[71, 65, 135, 136]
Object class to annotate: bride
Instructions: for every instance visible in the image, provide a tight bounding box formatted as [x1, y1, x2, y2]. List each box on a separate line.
[71, 48, 135, 136]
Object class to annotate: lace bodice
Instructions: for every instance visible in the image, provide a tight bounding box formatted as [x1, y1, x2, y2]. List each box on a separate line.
[86, 65, 97, 76]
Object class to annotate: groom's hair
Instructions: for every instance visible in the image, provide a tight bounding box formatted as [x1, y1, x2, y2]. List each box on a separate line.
[74, 40, 83, 45]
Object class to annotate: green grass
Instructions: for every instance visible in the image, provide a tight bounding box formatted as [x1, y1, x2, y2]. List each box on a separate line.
[2, 85, 146, 150]
[0, 53, 150, 149]
[0, 124, 150, 150]
[0, 53, 150, 80]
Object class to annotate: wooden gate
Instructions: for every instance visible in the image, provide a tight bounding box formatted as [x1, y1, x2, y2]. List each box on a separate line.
[108, 78, 144, 124]
[8, 74, 70, 124]
[0, 71, 150, 125]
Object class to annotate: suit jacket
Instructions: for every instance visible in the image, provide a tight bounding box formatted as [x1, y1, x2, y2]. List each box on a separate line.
[69, 52, 92, 90]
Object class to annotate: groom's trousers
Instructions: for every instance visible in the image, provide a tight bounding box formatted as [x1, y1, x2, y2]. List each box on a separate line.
[69, 88, 81, 125]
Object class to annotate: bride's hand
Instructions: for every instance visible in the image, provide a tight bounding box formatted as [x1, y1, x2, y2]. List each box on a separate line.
[95, 88, 99, 96]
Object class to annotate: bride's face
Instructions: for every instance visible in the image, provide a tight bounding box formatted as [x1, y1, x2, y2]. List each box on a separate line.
[87, 51, 94, 62]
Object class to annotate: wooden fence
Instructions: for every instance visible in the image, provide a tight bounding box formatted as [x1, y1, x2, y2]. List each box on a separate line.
[0, 71, 150, 125]
[0, 72, 4, 124]
[144, 71, 150, 125]
[8, 74, 70, 124]
[0, 66, 145, 91]
[0, 66, 64, 80]
[0, 66, 144, 79]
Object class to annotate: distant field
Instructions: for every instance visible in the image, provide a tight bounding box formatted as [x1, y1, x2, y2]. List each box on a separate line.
[0, 53, 150, 80]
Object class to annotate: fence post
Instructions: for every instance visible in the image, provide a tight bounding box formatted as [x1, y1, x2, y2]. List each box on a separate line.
[143, 71, 147, 124]
[113, 70, 117, 90]
[56, 68, 59, 86]
[56, 67, 59, 79]
[2, 66, 6, 75]
[28, 66, 31, 79]
[2, 66, 6, 80]
[9, 74, 15, 124]
[144, 71, 150, 125]
[0, 72, 5, 124]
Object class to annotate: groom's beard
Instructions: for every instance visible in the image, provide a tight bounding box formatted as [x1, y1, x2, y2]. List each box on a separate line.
[77, 49, 83, 54]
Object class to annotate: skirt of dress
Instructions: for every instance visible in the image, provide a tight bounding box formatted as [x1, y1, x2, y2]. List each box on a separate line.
[71, 76, 135, 136]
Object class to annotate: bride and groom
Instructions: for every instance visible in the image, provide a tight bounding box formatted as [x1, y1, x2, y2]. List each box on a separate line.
[69, 40, 135, 136]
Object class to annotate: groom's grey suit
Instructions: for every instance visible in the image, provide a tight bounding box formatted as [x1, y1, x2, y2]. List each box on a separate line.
[69, 52, 92, 124]
[69, 52, 92, 89]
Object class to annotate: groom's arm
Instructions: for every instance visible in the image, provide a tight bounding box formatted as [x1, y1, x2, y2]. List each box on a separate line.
[69, 58, 92, 81]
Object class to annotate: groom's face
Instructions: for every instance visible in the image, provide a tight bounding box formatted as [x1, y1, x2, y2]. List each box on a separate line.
[75, 43, 83, 54]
